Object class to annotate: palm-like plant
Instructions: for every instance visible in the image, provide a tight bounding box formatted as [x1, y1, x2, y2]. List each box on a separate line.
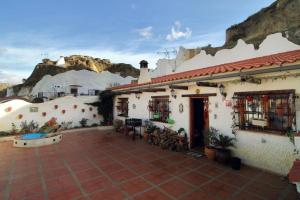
[212, 134, 235, 150]
[203, 127, 218, 147]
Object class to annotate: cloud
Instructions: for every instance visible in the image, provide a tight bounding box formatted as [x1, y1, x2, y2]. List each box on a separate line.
[136, 26, 153, 39]
[166, 21, 192, 41]
[0, 71, 24, 84]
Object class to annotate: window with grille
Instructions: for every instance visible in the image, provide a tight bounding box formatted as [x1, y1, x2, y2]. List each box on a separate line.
[233, 90, 296, 133]
[148, 96, 170, 123]
[116, 98, 128, 117]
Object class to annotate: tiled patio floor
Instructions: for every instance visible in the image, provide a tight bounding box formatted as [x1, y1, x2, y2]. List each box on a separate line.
[0, 129, 299, 200]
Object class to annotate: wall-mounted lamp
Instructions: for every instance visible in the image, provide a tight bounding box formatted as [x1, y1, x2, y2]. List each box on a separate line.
[135, 93, 141, 99]
[171, 89, 177, 99]
[219, 84, 227, 98]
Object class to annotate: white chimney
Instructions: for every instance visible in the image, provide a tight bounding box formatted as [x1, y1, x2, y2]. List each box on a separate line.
[56, 56, 65, 67]
[138, 60, 151, 84]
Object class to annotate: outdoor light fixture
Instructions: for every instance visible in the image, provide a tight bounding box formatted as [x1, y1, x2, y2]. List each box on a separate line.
[219, 84, 227, 98]
[135, 92, 141, 99]
[171, 89, 177, 99]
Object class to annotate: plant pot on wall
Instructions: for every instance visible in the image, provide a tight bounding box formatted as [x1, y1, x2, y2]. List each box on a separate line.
[215, 149, 231, 164]
[204, 146, 216, 160]
[5, 107, 12, 112]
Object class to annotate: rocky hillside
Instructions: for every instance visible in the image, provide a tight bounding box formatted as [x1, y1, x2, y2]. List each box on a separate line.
[0, 83, 10, 97]
[201, 0, 300, 55]
[23, 56, 139, 87]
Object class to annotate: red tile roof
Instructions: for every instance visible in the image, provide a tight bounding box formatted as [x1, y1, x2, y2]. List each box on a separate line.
[289, 159, 300, 182]
[111, 49, 300, 90]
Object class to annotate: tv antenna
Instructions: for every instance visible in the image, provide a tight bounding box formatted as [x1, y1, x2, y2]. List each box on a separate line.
[157, 48, 178, 72]
[41, 52, 49, 58]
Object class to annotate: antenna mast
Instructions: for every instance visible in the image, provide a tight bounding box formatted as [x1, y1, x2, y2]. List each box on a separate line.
[156, 48, 178, 72]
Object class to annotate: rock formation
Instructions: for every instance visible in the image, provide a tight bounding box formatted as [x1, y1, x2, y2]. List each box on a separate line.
[23, 55, 139, 87]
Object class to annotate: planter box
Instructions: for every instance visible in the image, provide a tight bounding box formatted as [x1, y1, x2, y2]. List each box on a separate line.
[252, 119, 267, 127]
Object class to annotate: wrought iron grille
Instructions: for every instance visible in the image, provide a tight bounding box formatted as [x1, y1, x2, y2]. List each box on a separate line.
[232, 90, 296, 133]
[148, 98, 170, 123]
[117, 98, 128, 117]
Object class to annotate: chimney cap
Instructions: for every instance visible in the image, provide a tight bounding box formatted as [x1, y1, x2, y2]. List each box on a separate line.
[139, 60, 148, 68]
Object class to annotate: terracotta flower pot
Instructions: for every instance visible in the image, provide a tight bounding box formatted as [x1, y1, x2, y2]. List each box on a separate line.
[204, 146, 216, 160]
[215, 149, 231, 164]
[143, 133, 149, 142]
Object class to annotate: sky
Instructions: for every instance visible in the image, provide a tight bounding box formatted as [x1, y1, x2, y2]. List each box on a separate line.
[0, 0, 275, 84]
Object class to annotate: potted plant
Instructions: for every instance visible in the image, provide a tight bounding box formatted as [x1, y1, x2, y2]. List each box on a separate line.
[144, 125, 156, 142]
[178, 128, 186, 137]
[113, 119, 123, 132]
[212, 133, 236, 164]
[203, 127, 218, 160]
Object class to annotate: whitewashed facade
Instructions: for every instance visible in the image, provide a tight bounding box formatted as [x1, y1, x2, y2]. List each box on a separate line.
[112, 33, 300, 175]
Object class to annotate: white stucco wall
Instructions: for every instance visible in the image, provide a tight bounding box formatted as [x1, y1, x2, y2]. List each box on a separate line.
[151, 33, 300, 78]
[31, 70, 134, 98]
[0, 96, 101, 132]
[114, 73, 300, 175]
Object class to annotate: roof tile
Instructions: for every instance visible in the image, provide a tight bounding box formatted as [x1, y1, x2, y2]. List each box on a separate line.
[111, 49, 300, 90]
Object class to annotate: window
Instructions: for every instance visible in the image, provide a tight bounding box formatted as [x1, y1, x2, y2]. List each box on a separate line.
[233, 90, 296, 133]
[148, 96, 170, 123]
[116, 98, 128, 117]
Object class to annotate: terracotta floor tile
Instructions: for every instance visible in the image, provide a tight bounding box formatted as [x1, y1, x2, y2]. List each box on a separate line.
[100, 162, 124, 175]
[89, 186, 126, 200]
[47, 187, 82, 200]
[143, 169, 173, 185]
[244, 181, 285, 199]
[121, 177, 152, 196]
[200, 180, 237, 199]
[159, 178, 194, 198]
[197, 163, 225, 177]
[130, 163, 156, 175]
[43, 166, 70, 180]
[231, 191, 264, 200]
[110, 169, 137, 183]
[9, 182, 44, 200]
[133, 188, 172, 200]
[81, 176, 111, 194]
[218, 171, 250, 187]
[180, 171, 210, 186]
[75, 168, 102, 182]
[181, 189, 215, 200]
[0, 130, 294, 200]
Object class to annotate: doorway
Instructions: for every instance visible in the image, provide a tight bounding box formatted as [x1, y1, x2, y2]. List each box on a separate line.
[190, 98, 209, 149]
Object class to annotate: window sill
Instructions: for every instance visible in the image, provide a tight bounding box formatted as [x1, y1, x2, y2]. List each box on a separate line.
[117, 114, 128, 118]
[150, 119, 169, 124]
[237, 129, 289, 137]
